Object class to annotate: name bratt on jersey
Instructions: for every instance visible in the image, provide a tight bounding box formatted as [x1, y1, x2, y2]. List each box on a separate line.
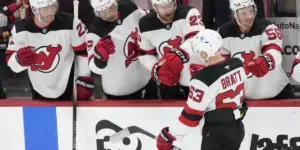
[30, 44, 62, 73]
[232, 50, 256, 78]
[158, 36, 183, 56]
[124, 27, 141, 68]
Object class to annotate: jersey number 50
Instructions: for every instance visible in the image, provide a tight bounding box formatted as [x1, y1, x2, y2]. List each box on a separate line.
[216, 83, 245, 109]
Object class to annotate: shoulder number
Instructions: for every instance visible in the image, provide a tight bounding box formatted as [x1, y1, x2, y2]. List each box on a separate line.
[265, 28, 282, 40]
[189, 15, 204, 26]
[76, 23, 87, 37]
[188, 85, 204, 103]
[216, 83, 245, 109]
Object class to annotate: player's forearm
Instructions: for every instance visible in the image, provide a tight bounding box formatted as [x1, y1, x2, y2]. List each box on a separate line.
[76, 56, 91, 77]
[264, 49, 282, 66]
[7, 53, 28, 73]
[88, 57, 106, 75]
[138, 55, 158, 71]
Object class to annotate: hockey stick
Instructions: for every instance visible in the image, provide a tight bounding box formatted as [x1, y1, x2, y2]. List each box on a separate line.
[109, 126, 182, 150]
[72, 1, 79, 150]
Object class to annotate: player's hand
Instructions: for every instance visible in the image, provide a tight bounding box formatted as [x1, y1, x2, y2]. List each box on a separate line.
[17, 46, 38, 66]
[189, 64, 206, 77]
[94, 35, 115, 62]
[76, 76, 95, 100]
[151, 48, 189, 86]
[157, 127, 176, 150]
[245, 54, 275, 78]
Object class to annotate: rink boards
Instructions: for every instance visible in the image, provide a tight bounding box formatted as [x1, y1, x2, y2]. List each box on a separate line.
[0, 100, 299, 150]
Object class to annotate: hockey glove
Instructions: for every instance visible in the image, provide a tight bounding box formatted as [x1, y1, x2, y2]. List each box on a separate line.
[151, 48, 189, 86]
[94, 35, 115, 62]
[245, 54, 275, 78]
[189, 64, 206, 77]
[76, 76, 95, 100]
[16, 46, 38, 66]
[157, 127, 176, 150]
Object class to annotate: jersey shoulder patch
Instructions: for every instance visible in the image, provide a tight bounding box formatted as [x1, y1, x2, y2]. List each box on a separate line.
[192, 58, 243, 86]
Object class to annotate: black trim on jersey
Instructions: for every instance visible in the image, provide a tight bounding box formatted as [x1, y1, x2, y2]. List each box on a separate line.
[88, 0, 138, 38]
[74, 50, 88, 56]
[181, 109, 203, 121]
[192, 58, 243, 86]
[139, 5, 193, 33]
[14, 12, 74, 34]
[94, 58, 108, 69]
[218, 18, 274, 39]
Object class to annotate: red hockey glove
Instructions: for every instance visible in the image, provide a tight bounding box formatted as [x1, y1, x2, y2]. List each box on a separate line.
[176, 0, 189, 5]
[245, 54, 275, 78]
[76, 76, 94, 100]
[94, 35, 115, 62]
[16, 46, 38, 66]
[189, 64, 206, 77]
[157, 127, 176, 150]
[152, 48, 189, 86]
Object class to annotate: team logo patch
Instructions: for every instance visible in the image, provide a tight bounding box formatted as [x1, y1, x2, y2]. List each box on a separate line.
[232, 50, 256, 78]
[30, 44, 62, 73]
[158, 36, 182, 56]
[123, 27, 141, 68]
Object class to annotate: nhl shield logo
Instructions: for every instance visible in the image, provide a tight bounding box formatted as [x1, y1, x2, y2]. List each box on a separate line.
[42, 28, 47, 34]
[116, 19, 122, 25]
[166, 24, 171, 30]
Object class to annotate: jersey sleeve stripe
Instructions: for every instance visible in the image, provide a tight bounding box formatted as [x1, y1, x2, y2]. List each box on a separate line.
[72, 42, 87, 51]
[184, 103, 204, 116]
[261, 43, 282, 54]
[137, 47, 157, 55]
[178, 115, 201, 127]
[5, 50, 16, 63]
[88, 55, 94, 63]
[184, 31, 199, 40]
[74, 50, 88, 57]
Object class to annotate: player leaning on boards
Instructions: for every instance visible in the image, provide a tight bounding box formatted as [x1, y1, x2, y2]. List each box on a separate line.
[156, 29, 248, 150]
[5, 0, 94, 100]
[218, 0, 294, 100]
[138, 0, 205, 99]
[87, 0, 159, 100]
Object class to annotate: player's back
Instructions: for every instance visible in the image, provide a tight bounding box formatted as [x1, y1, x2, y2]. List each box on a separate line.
[192, 57, 246, 122]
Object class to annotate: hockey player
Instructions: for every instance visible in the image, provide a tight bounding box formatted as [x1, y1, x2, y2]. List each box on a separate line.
[138, 0, 205, 99]
[5, 0, 94, 100]
[218, 0, 294, 100]
[87, 0, 158, 99]
[156, 29, 248, 150]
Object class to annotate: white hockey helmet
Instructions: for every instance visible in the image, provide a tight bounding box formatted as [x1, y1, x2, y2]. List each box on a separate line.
[29, 0, 57, 8]
[191, 29, 223, 60]
[230, 0, 257, 14]
[90, 0, 117, 11]
[151, 0, 174, 5]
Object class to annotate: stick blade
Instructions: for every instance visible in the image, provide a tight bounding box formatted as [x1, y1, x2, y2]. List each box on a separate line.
[109, 128, 130, 144]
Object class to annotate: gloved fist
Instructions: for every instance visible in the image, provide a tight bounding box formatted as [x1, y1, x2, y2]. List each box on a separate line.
[152, 48, 189, 86]
[245, 54, 275, 78]
[157, 127, 176, 150]
[76, 76, 94, 100]
[17, 46, 38, 66]
[189, 64, 206, 77]
[94, 35, 115, 62]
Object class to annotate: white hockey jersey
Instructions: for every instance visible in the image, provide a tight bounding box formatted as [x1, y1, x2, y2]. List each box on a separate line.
[291, 53, 300, 83]
[87, 0, 150, 96]
[0, 13, 8, 28]
[168, 58, 247, 139]
[6, 12, 90, 98]
[218, 19, 289, 99]
[138, 5, 206, 86]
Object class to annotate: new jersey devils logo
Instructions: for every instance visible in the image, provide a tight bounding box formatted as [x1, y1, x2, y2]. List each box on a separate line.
[124, 27, 140, 68]
[232, 50, 256, 78]
[158, 36, 182, 56]
[31, 44, 62, 73]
